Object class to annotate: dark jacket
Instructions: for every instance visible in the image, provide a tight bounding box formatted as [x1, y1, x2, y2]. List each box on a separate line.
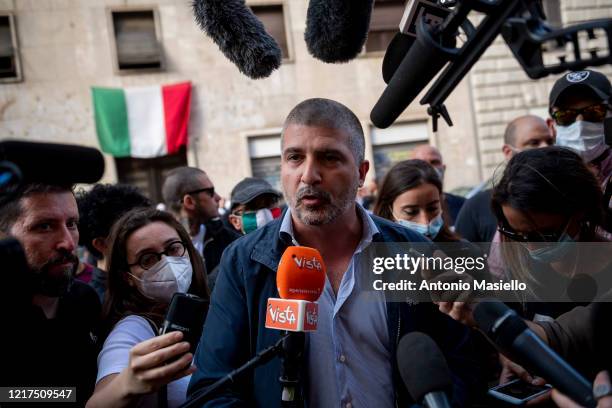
[188, 213, 483, 407]
[202, 218, 241, 275]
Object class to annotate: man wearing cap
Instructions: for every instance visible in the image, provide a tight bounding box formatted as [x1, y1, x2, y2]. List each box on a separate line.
[228, 177, 283, 235]
[548, 69, 612, 185]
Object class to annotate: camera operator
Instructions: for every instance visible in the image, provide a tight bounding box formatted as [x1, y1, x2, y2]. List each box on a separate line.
[0, 183, 101, 405]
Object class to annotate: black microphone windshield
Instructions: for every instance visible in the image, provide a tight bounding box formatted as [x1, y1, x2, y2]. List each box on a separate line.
[397, 332, 452, 402]
[304, 0, 374, 63]
[192, 0, 281, 79]
[0, 140, 104, 185]
[382, 33, 416, 84]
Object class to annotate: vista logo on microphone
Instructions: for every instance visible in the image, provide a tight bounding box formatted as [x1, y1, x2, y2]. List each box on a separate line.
[268, 304, 297, 326]
[265, 298, 319, 332]
[292, 255, 322, 271]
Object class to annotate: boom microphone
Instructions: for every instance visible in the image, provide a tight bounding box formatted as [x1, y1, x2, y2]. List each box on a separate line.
[383, 0, 453, 84]
[304, 0, 374, 63]
[192, 0, 281, 79]
[397, 332, 452, 408]
[474, 300, 596, 408]
[0, 140, 105, 185]
[371, 14, 456, 129]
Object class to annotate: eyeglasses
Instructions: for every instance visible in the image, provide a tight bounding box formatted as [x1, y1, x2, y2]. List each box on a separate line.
[497, 221, 570, 243]
[186, 186, 215, 198]
[128, 241, 187, 270]
[551, 103, 610, 126]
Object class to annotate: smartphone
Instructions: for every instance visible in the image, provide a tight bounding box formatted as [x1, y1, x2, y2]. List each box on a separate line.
[160, 293, 209, 354]
[488, 379, 552, 406]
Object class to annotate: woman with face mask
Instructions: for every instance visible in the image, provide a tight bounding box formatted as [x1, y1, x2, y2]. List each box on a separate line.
[373, 160, 488, 279]
[374, 160, 465, 242]
[87, 208, 209, 408]
[491, 147, 611, 320]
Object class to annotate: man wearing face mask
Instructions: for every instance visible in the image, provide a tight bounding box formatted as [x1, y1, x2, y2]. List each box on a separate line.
[549, 69, 612, 187]
[411, 144, 466, 227]
[227, 177, 282, 235]
[0, 183, 101, 405]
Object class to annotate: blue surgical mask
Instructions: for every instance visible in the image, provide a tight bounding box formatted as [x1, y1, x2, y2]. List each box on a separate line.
[397, 213, 444, 239]
[527, 233, 575, 263]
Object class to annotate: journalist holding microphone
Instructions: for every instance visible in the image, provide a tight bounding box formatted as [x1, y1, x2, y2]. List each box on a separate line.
[187, 98, 483, 407]
[86, 208, 209, 408]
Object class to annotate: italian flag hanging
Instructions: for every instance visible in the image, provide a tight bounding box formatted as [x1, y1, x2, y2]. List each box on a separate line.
[91, 81, 191, 158]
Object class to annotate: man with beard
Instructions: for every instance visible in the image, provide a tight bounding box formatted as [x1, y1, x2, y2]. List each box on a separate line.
[188, 98, 481, 407]
[162, 166, 240, 274]
[0, 183, 100, 405]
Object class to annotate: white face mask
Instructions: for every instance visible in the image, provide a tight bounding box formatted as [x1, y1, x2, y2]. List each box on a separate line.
[555, 121, 607, 163]
[130, 256, 193, 303]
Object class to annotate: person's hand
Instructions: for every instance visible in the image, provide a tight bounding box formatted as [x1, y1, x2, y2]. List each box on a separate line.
[118, 331, 196, 396]
[498, 354, 545, 386]
[552, 371, 612, 408]
[422, 250, 478, 327]
[435, 299, 477, 327]
[496, 354, 551, 405]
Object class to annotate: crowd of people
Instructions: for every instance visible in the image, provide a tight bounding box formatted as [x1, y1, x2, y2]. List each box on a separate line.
[1, 68, 611, 407]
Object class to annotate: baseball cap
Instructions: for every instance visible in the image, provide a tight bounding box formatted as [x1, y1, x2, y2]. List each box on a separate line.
[549, 70, 611, 110]
[230, 177, 281, 206]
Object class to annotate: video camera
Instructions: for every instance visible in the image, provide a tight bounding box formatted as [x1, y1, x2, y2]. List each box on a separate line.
[372, 0, 612, 131]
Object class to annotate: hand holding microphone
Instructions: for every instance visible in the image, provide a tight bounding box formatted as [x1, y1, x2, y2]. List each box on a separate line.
[553, 371, 612, 408]
[474, 300, 597, 408]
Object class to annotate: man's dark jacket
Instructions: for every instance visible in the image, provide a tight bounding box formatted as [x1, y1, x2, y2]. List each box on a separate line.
[188, 213, 483, 407]
[202, 219, 241, 274]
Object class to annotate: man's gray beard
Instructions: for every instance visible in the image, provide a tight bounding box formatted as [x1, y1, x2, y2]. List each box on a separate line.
[289, 183, 359, 226]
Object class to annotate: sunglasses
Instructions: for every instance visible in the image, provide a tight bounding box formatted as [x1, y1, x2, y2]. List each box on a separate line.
[497, 220, 570, 243]
[186, 186, 215, 198]
[551, 103, 609, 126]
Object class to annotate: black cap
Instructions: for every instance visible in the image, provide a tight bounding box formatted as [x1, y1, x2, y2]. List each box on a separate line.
[230, 177, 281, 206]
[549, 70, 611, 110]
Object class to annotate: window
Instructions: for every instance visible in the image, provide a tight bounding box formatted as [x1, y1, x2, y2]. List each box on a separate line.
[115, 147, 187, 203]
[370, 121, 429, 180]
[0, 14, 21, 82]
[110, 9, 163, 72]
[250, 4, 289, 59]
[541, 0, 562, 28]
[365, 0, 405, 53]
[248, 134, 282, 190]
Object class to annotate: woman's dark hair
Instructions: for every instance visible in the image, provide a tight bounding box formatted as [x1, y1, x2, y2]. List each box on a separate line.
[373, 159, 459, 242]
[492, 146, 604, 239]
[102, 208, 209, 331]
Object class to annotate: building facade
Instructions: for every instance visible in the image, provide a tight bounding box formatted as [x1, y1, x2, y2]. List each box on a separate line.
[0, 0, 610, 201]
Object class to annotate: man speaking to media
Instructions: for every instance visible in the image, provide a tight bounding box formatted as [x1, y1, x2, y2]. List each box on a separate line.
[188, 98, 481, 407]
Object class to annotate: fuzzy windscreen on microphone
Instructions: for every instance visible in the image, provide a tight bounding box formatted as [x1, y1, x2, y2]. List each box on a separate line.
[192, 0, 281, 79]
[304, 0, 374, 63]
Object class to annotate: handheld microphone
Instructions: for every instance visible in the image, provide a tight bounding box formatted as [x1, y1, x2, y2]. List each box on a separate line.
[397, 332, 453, 408]
[474, 300, 596, 408]
[0, 140, 105, 185]
[266, 246, 326, 406]
[192, 0, 281, 79]
[265, 246, 326, 332]
[160, 293, 209, 354]
[304, 0, 374, 63]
